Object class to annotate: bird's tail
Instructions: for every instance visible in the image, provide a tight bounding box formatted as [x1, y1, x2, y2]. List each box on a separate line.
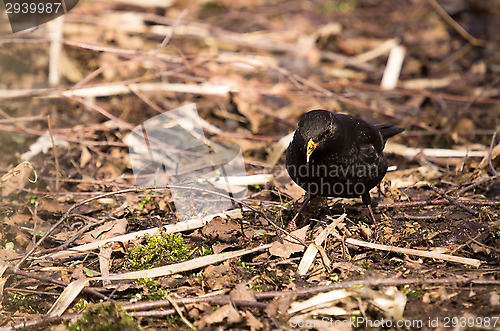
[375, 124, 404, 142]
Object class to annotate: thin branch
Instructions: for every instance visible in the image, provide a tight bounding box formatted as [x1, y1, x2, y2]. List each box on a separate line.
[428, 0, 487, 47]
[427, 183, 479, 215]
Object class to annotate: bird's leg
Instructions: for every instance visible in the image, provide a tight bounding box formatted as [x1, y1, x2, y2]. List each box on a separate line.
[362, 193, 382, 240]
[287, 194, 311, 232]
[367, 204, 377, 226]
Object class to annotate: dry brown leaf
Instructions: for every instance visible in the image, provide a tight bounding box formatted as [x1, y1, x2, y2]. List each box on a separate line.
[265, 294, 295, 319]
[71, 264, 86, 280]
[230, 284, 256, 302]
[76, 219, 128, 245]
[202, 216, 240, 242]
[269, 225, 308, 258]
[197, 303, 242, 329]
[203, 260, 237, 290]
[80, 146, 92, 168]
[244, 310, 264, 331]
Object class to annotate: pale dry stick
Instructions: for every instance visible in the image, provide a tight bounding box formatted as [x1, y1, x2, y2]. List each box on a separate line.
[48, 16, 64, 86]
[62, 39, 183, 63]
[381, 43, 405, 90]
[0, 115, 46, 123]
[297, 214, 346, 276]
[344, 238, 481, 267]
[428, 0, 487, 47]
[384, 142, 488, 158]
[401, 74, 458, 90]
[58, 82, 233, 99]
[355, 38, 399, 62]
[0, 87, 55, 99]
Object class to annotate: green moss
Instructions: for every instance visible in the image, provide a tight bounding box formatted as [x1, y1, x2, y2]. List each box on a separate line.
[199, 246, 213, 257]
[30, 195, 39, 204]
[72, 299, 90, 312]
[8, 294, 46, 314]
[402, 285, 422, 299]
[133, 278, 169, 301]
[126, 233, 190, 270]
[138, 196, 152, 209]
[65, 302, 141, 331]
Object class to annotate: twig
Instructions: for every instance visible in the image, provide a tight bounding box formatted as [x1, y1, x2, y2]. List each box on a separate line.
[0, 115, 46, 123]
[456, 175, 499, 195]
[166, 294, 195, 330]
[384, 142, 487, 159]
[427, 183, 479, 215]
[378, 198, 500, 209]
[160, 9, 188, 48]
[428, 0, 487, 47]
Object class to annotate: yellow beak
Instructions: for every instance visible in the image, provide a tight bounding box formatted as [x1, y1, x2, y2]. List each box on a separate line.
[306, 138, 319, 162]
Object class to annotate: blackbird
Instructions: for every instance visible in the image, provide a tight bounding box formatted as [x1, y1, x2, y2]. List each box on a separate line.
[286, 109, 404, 229]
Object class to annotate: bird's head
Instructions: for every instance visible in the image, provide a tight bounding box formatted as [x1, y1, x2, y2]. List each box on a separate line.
[297, 110, 340, 162]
